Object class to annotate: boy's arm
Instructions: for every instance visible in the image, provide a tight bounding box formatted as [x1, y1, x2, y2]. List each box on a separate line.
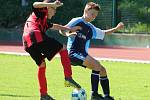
[104, 22, 124, 34]
[33, 1, 63, 8]
[51, 24, 81, 36]
[58, 18, 81, 36]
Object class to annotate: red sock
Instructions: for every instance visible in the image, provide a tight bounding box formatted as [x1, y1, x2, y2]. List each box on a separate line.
[38, 67, 47, 96]
[59, 49, 72, 78]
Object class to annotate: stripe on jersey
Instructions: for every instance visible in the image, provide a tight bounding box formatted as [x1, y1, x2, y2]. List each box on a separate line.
[72, 52, 86, 61]
[29, 31, 37, 45]
[34, 30, 43, 42]
[85, 40, 90, 53]
[88, 23, 105, 40]
[66, 17, 83, 27]
[67, 36, 75, 52]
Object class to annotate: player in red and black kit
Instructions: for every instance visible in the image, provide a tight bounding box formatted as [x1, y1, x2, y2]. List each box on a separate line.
[22, 0, 81, 100]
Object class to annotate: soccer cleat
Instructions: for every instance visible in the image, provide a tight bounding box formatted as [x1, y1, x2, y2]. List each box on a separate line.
[91, 93, 104, 100]
[65, 77, 81, 89]
[40, 94, 55, 100]
[103, 96, 114, 100]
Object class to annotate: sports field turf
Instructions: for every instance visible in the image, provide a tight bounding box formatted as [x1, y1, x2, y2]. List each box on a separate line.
[0, 54, 150, 100]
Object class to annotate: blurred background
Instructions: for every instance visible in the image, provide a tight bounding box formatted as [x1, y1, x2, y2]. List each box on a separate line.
[0, 0, 150, 48]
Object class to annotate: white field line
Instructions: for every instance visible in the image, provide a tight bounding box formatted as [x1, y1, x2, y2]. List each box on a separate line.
[0, 51, 150, 64]
[94, 57, 150, 64]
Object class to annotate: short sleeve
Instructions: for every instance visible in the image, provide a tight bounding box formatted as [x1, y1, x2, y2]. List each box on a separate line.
[48, 23, 53, 28]
[89, 23, 105, 40]
[94, 28, 105, 40]
[46, 19, 53, 29]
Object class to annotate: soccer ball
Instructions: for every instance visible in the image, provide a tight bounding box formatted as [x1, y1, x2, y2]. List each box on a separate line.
[71, 88, 87, 100]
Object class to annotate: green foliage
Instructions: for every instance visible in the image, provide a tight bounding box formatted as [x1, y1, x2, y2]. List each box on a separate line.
[0, 0, 85, 27]
[122, 22, 150, 33]
[0, 0, 34, 27]
[52, 0, 85, 24]
[0, 0, 150, 34]
[119, 0, 150, 33]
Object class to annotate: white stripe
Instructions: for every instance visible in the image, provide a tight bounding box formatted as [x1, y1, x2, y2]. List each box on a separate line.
[0, 51, 29, 56]
[94, 57, 150, 64]
[72, 53, 85, 61]
[0, 51, 150, 64]
[91, 73, 100, 76]
[99, 78, 108, 80]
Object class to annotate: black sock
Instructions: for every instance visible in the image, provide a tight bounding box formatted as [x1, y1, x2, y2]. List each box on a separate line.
[100, 76, 110, 97]
[91, 70, 100, 95]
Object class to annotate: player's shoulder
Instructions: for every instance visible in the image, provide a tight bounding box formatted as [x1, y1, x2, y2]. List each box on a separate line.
[88, 22, 97, 29]
[70, 17, 83, 23]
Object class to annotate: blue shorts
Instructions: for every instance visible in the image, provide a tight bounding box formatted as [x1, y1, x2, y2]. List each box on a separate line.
[69, 51, 88, 68]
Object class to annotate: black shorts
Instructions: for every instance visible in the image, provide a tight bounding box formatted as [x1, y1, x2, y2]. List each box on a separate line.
[69, 51, 88, 68]
[26, 37, 63, 66]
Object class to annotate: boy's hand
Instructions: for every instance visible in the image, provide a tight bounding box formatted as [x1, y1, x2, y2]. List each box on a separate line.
[59, 26, 81, 37]
[116, 22, 124, 30]
[66, 32, 77, 37]
[53, 0, 63, 7]
[47, 0, 63, 8]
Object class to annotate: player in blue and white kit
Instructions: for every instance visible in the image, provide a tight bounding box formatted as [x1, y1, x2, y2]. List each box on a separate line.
[61, 2, 124, 100]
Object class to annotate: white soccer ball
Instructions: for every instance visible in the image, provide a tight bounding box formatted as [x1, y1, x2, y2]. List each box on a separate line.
[71, 88, 87, 100]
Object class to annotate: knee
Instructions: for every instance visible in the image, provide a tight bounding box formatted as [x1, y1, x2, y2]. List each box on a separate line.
[59, 45, 67, 53]
[39, 60, 46, 68]
[99, 66, 107, 76]
[62, 44, 67, 50]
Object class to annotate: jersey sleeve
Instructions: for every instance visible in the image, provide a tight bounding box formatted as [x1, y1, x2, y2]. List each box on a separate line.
[92, 25, 105, 40]
[32, 5, 47, 19]
[66, 18, 81, 28]
[46, 19, 53, 29]
[47, 19, 53, 28]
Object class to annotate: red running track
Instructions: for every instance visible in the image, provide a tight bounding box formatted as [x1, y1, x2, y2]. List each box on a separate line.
[0, 42, 150, 62]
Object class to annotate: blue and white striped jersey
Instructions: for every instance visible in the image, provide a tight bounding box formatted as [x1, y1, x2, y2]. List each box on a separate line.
[66, 17, 105, 53]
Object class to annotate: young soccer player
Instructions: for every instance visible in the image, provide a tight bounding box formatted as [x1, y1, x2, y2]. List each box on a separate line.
[22, 0, 81, 100]
[61, 2, 124, 100]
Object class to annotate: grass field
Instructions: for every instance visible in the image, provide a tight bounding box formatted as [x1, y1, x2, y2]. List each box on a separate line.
[0, 54, 150, 100]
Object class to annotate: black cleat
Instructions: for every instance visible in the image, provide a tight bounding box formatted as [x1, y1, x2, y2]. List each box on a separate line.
[40, 94, 55, 100]
[65, 77, 81, 89]
[91, 93, 104, 100]
[103, 96, 114, 100]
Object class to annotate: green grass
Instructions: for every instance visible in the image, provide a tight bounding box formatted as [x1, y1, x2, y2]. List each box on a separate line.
[0, 54, 150, 100]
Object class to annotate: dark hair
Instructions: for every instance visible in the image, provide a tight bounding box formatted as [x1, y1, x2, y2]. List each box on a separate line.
[42, 0, 61, 3]
[86, 2, 100, 11]
[37, 0, 55, 2]
[37, 0, 43, 2]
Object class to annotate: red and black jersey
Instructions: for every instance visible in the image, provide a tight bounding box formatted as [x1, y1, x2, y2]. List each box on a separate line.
[23, 6, 53, 49]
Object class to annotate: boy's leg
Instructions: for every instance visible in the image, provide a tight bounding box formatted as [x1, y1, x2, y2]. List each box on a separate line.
[26, 46, 50, 98]
[91, 70, 99, 94]
[91, 70, 104, 100]
[83, 55, 111, 99]
[59, 45, 81, 88]
[69, 52, 103, 99]
[38, 60, 48, 96]
[41, 39, 80, 89]
[99, 75, 110, 97]
[36, 56, 55, 100]
[99, 75, 114, 100]
[59, 48, 72, 78]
